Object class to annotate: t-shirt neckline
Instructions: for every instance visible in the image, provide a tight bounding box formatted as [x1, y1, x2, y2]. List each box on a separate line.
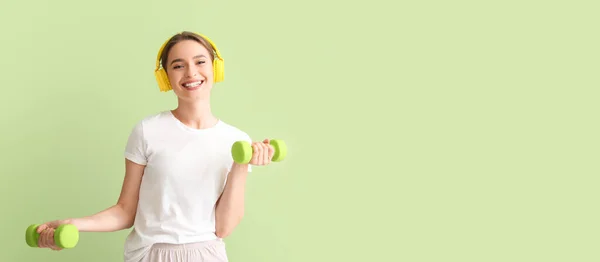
[167, 110, 222, 133]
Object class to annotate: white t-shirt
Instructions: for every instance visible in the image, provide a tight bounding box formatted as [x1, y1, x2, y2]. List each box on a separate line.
[122, 110, 252, 262]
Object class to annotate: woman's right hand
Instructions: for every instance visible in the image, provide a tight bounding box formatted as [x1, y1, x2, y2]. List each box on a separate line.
[36, 219, 72, 251]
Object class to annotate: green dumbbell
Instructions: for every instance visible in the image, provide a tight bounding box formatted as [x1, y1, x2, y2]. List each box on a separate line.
[231, 139, 288, 164]
[25, 224, 79, 249]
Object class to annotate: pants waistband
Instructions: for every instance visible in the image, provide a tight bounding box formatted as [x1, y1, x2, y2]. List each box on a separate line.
[151, 238, 224, 250]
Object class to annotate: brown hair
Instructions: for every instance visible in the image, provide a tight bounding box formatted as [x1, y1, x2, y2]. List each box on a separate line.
[159, 31, 216, 71]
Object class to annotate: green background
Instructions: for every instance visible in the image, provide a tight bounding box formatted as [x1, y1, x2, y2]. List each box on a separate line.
[1, 0, 599, 261]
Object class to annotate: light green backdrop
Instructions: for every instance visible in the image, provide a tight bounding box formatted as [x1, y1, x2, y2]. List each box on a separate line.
[1, 0, 599, 261]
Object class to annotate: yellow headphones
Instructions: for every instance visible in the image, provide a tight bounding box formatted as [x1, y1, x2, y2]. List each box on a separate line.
[154, 32, 224, 92]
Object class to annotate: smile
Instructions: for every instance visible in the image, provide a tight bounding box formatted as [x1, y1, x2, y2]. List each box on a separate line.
[182, 80, 205, 90]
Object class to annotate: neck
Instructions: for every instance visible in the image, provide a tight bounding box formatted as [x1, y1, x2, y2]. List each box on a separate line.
[172, 98, 218, 129]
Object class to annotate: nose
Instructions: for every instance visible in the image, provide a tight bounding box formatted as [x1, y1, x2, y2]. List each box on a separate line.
[185, 67, 197, 78]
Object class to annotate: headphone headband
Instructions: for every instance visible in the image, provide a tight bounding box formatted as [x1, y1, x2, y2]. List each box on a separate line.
[153, 32, 225, 92]
[154, 32, 223, 72]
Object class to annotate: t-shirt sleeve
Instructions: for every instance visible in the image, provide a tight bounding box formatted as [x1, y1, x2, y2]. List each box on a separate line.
[124, 121, 148, 165]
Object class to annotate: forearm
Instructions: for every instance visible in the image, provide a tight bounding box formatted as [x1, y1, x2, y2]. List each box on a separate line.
[66, 204, 135, 232]
[215, 163, 249, 238]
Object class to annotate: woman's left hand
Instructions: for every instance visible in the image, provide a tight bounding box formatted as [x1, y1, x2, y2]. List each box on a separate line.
[249, 139, 275, 166]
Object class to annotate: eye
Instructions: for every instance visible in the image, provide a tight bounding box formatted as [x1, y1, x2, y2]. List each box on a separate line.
[172, 65, 183, 69]
[197, 61, 206, 65]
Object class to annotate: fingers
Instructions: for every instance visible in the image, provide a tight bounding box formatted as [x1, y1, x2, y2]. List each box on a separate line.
[37, 224, 48, 234]
[38, 228, 61, 250]
[255, 142, 265, 165]
[35, 221, 64, 250]
[44, 228, 54, 248]
[37, 220, 60, 233]
[248, 139, 274, 166]
[51, 244, 63, 251]
[251, 142, 261, 165]
[262, 141, 269, 164]
[37, 229, 45, 248]
[38, 228, 46, 248]
[39, 228, 51, 248]
[263, 139, 274, 163]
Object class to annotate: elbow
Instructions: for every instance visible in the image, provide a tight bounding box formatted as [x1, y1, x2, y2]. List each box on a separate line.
[124, 213, 137, 229]
[116, 203, 136, 230]
[215, 228, 231, 239]
[123, 220, 134, 230]
[215, 214, 244, 239]
[215, 222, 234, 238]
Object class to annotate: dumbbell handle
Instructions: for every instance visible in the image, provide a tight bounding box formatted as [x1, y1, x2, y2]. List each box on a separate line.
[231, 139, 287, 164]
[25, 224, 79, 249]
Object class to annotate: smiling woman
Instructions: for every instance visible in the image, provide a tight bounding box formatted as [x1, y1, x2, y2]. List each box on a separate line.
[159, 32, 216, 92]
[32, 31, 276, 262]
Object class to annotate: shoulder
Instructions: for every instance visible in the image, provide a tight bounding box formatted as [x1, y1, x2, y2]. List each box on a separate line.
[216, 120, 252, 142]
[127, 111, 173, 136]
[134, 110, 172, 126]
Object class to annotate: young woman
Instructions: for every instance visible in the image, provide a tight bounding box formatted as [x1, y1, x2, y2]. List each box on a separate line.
[34, 31, 274, 262]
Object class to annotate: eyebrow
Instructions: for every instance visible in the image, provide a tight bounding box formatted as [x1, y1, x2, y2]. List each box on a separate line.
[170, 55, 207, 65]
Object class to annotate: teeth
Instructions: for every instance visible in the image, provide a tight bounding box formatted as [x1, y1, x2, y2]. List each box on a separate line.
[183, 81, 203, 88]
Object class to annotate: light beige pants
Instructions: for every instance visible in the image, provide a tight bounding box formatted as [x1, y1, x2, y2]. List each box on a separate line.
[140, 239, 228, 262]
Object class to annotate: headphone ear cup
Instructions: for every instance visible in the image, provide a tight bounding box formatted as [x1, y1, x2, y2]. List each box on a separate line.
[155, 69, 172, 92]
[213, 58, 224, 83]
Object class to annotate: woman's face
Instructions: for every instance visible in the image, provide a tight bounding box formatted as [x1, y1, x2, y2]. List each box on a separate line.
[166, 40, 214, 101]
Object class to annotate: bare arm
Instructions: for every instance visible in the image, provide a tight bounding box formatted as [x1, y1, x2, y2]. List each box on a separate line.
[214, 163, 249, 238]
[38, 159, 144, 234]
[70, 159, 144, 232]
[214, 138, 275, 238]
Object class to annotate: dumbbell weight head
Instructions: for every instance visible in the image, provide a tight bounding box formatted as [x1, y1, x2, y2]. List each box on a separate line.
[231, 139, 288, 164]
[25, 224, 79, 249]
[270, 139, 287, 162]
[25, 224, 40, 247]
[231, 141, 252, 164]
